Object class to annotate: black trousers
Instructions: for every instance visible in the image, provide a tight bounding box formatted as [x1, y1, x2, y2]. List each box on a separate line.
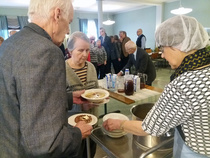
[111, 59, 120, 74]
[97, 64, 105, 79]
[105, 57, 111, 74]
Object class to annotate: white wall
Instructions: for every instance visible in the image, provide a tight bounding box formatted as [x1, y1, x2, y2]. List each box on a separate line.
[112, 0, 210, 50]
[113, 6, 156, 50]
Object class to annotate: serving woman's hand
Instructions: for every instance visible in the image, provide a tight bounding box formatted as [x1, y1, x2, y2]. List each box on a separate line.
[103, 119, 148, 136]
[103, 118, 124, 131]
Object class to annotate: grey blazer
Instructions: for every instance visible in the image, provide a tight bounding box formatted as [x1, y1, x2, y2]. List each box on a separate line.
[0, 23, 82, 158]
[122, 47, 156, 85]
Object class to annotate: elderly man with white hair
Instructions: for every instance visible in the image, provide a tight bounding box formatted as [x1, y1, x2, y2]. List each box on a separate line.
[103, 15, 210, 158]
[118, 40, 156, 85]
[0, 0, 93, 157]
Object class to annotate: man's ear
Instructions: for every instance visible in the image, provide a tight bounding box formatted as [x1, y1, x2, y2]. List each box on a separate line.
[54, 8, 61, 22]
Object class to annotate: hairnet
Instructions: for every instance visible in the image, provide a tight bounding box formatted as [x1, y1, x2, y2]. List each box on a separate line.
[155, 15, 210, 52]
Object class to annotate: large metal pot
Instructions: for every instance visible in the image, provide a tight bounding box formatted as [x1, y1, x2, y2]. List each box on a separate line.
[130, 103, 174, 151]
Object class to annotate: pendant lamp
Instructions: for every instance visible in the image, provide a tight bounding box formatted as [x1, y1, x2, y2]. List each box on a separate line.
[170, 0, 192, 15]
[103, 19, 115, 25]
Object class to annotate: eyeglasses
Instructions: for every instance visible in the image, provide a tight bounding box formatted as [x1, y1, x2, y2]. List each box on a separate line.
[159, 46, 164, 54]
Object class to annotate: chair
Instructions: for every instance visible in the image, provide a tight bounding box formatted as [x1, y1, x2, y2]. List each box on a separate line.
[145, 48, 152, 53]
[98, 103, 120, 119]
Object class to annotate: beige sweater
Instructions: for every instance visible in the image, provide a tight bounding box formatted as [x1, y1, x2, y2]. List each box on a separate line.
[65, 61, 99, 116]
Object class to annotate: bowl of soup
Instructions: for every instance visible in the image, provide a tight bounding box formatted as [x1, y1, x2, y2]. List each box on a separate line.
[81, 89, 109, 103]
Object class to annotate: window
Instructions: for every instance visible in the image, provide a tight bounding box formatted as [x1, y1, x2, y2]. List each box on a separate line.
[7, 18, 20, 30]
[5, 18, 20, 38]
[87, 20, 98, 38]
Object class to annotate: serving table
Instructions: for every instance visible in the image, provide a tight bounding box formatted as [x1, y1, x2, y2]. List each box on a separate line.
[91, 127, 173, 158]
[98, 79, 162, 105]
[98, 79, 163, 117]
[90, 80, 173, 158]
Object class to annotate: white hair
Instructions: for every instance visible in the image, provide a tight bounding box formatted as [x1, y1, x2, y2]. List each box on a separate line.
[68, 31, 90, 51]
[28, 0, 72, 23]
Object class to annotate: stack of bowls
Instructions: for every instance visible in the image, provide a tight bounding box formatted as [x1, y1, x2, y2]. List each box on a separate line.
[102, 113, 129, 138]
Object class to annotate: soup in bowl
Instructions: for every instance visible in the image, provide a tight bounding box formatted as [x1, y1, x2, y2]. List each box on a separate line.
[81, 89, 109, 103]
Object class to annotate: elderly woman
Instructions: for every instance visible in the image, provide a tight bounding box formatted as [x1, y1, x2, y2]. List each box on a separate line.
[66, 31, 99, 158]
[103, 15, 210, 158]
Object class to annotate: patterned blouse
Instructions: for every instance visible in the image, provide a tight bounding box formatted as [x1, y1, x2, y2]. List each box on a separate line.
[142, 66, 210, 156]
[92, 46, 107, 65]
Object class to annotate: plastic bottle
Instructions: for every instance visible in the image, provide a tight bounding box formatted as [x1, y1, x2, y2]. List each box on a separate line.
[125, 69, 129, 76]
[124, 69, 129, 81]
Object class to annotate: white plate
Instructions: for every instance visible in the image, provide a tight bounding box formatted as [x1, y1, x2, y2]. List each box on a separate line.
[92, 98, 110, 105]
[81, 89, 109, 103]
[68, 113, 98, 126]
[103, 113, 129, 122]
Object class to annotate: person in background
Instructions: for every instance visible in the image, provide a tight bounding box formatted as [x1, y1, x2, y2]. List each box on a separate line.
[136, 28, 146, 49]
[118, 40, 156, 86]
[9, 30, 17, 36]
[94, 39, 107, 79]
[89, 36, 98, 70]
[104, 15, 210, 158]
[89, 35, 96, 47]
[66, 31, 99, 158]
[0, 36, 4, 46]
[119, 31, 131, 70]
[109, 35, 121, 74]
[99, 27, 111, 74]
[0, 0, 92, 157]
[114, 35, 122, 71]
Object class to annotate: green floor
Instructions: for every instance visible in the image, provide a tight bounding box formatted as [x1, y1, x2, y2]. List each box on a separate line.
[94, 67, 174, 158]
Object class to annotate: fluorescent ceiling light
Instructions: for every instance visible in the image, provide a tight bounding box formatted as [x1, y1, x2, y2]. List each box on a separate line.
[103, 20, 115, 25]
[170, 0, 192, 15]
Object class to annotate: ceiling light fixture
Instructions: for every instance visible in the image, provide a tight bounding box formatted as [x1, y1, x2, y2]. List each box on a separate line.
[103, 14, 115, 25]
[170, 0, 192, 15]
[103, 19, 115, 25]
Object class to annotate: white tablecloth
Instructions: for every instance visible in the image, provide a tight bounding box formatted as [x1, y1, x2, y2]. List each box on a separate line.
[98, 79, 162, 105]
[118, 89, 161, 105]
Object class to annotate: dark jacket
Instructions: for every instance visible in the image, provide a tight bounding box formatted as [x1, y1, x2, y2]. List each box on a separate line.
[0, 23, 81, 158]
[99, 34, 111, 58]
[122, 47, 156, 85]
[110, 42, 121, 60]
